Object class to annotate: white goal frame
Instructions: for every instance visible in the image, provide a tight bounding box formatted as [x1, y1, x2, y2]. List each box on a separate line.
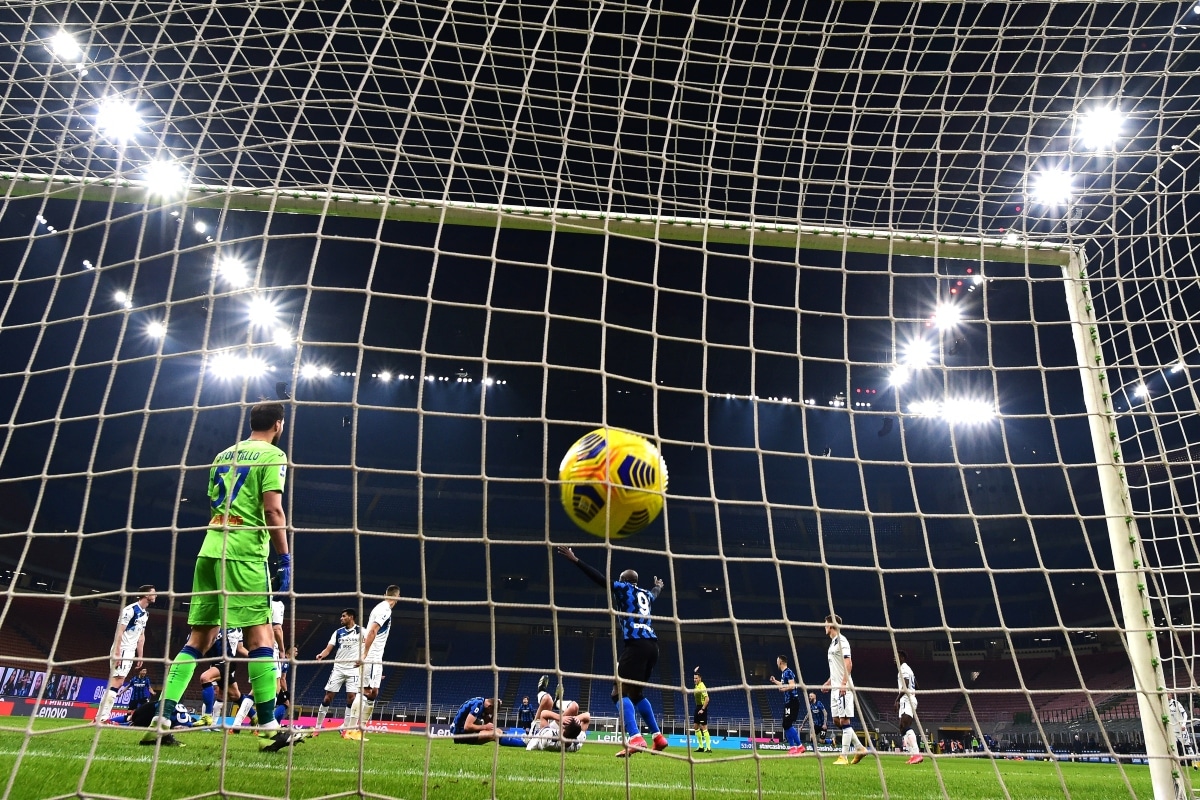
[0, 170, 1180, 799]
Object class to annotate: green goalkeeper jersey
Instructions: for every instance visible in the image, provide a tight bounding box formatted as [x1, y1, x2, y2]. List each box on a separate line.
[201, 439, 287, 561]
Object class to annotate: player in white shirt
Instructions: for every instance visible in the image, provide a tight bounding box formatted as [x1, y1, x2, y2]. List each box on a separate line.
[821, 614, 867, 765]
[270, 598, 285, 679]
[1168, 693, 1196, 767]
[313, 608, 363, 735]
[897, 650, 922, 764]
[97, 585, 156, 723]
[344, 585, 401, 740]
[198, 628, 248, 726]
[525, 700, 590, 752]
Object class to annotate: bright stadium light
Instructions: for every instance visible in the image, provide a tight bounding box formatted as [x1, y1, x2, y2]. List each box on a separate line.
[932, 302, 963, 330]
[194, 220, 208, 234]
[214, 256, 249, 287]
[1030, 167, 1073, 206]
[143, 160, 187, 198]
[113, 290, 132, 309]
[379, 371, 392, 381]
[1077, 106, 1124, 151]
[902, 338, 934, 368]
[889, 365, 912, 388]
[909, 400, 942, 418]
[49, 31, 83, 61]
[95, 97, 143, 143]
[146, 321, 166, 339]
[272, 327, 292, 347]
[318, 366, 333, 378]
[1132, 383, 1149, 398]
[247, 295, 278, 328]
[207, 352, 268, 380]
[940, 398, 997, 425]
[299, 363, 320, 379]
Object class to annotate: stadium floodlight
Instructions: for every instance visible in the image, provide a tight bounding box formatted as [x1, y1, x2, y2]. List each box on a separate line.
[379, 371, 392, 381]
[48, 30, 83, 61]
[889, 365, 912, 387]
[207, 352, 267, 380]
[145, 321, 166, 339]
[82, 259, 93, 270]
[318, 366, 333, 378]
[932, 302, 963, 330]
[193, 220, 208, 234]
[1030, 167, 1073, 206]
[214, 256, 248, 287]
[94, 97, 142, 143]
[272, 327, 292, 347]
[1133, 383, 1149, 398]
[1171, 361, 1186, 374]
[247, 295, 277, 328]
[142, 160, 187, 198]
[1077, 106, 1124, 151]
[908, 399, 942, 418]
[113, 290, 132, 309]
[299, 363, 319, 379]
[901, 337, 934, 368]
[940, 398, 998, 425]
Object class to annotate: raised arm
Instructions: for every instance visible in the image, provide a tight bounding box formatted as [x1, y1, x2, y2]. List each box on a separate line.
[555, 546, 606, 587]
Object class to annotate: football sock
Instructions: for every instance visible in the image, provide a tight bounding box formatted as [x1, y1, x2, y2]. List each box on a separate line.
[634, 697, 660, 734]
[345, 695, 361, 728]
[201, 683, 216, 714]
[361, 697, 375, 725]
[234, 695, 255, 726]
[841, 727, 854, 754]
[247, 647, 277, 725]
[161, 645, 202, 721]
[213, 699, 224, 720]
[787, 728, 802, 747]
[618, 697, 639, 741]
[701, 729, 711, 749]
[97, 687, 118, 721]
[316, 704, 330, 730]
[274, 704, 287, 724]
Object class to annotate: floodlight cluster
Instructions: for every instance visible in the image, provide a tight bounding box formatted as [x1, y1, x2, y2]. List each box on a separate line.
[1027, 106, 1126, 209]
[38, 30, 512, 397]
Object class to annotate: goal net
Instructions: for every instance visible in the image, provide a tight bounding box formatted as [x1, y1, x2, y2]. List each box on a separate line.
[0, 2, 1195, 799]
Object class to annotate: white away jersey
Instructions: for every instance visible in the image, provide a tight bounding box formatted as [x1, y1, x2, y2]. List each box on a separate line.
[827, 633, 852, 687]
[328, 625, 363, 665]
[116, 602, 149, 651]
[271, 600, 285, 626]
[899, 663, 916, 696]
[365, 601, 393, 659]
[224, 628, 244, 658]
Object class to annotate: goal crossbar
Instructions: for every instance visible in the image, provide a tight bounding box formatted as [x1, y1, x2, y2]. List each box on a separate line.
[0, 171, 1073, 266]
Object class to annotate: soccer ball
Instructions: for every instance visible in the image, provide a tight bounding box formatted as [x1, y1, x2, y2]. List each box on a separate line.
[558, 428, 668, 539]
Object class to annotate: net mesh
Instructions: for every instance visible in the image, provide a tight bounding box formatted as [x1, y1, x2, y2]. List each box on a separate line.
[0, 2, 1198, 799]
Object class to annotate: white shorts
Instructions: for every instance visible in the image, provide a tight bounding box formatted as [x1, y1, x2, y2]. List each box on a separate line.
[324, 664, 361, 694]
[112, 648, 136, 679]
[898, 696, 917, 719]
[831, 690, 856, 720]
[361, 661, 383, 690]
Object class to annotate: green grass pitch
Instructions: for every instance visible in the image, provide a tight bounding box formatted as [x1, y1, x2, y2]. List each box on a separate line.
[0, 719, 1156, 799]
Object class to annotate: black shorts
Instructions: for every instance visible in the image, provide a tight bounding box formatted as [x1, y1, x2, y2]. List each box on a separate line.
[210, 661, 238, 685]
[454, 733, 487, 745]
[694, 708, 708, 726]
[612, 638, 658, 704]
[782, 697, 800, 730]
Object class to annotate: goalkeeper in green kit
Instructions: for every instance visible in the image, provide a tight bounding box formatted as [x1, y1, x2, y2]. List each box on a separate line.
[144, 403, 303, 751]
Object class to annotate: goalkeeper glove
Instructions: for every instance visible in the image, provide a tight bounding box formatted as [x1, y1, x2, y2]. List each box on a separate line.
[276, 553, 292, 593]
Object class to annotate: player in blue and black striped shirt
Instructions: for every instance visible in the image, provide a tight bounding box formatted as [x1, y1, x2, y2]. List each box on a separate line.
[771, 654, 805, 754]
[556, 546, 668, 756]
